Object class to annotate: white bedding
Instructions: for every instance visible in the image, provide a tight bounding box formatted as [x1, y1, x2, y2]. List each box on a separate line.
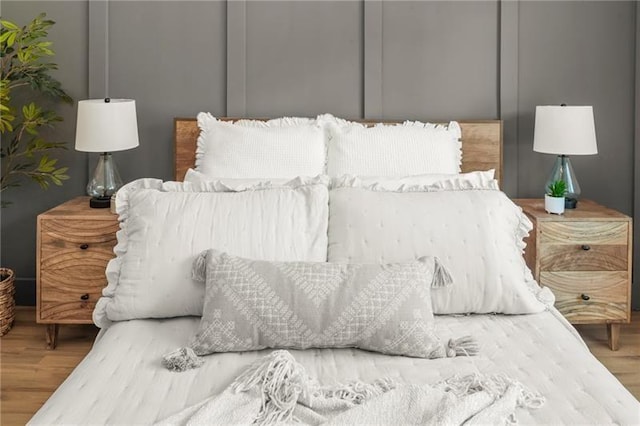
[30, 309, 639, 425]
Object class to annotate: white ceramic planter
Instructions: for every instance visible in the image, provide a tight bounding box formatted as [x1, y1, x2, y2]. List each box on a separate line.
[544, 194, 565, 215]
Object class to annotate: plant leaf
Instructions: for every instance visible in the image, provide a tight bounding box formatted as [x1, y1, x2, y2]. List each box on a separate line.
[1, 20, 19, 30]
[6, 31, 17, 48]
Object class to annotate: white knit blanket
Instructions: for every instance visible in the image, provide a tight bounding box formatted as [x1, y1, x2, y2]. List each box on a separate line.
[156, 350, 544, 426]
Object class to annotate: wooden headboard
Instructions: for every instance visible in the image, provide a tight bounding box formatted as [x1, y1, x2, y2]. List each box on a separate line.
[174, 118, 503, 184]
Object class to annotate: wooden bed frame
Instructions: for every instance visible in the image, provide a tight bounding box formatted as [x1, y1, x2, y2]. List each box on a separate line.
[174, 118, 503, 184]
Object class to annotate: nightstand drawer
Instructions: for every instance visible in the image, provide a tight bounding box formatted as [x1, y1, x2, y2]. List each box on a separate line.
[539, 222, 628, 245]
[40, 282, 103, 321]
[40, 232, 117, 267]
[539, 244, 627, 271]
[540, 271, 628, 322]
[41, 219, 119, 243]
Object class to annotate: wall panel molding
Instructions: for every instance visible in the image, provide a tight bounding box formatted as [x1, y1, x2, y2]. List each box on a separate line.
[364, 0, 383, 119]
[634, 1, 639, 308]
[227, 0, 247, 116]
[499, 0, 519, 197]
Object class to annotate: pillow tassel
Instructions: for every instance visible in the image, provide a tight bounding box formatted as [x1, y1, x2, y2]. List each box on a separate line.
[192, 251, 209, 282]
[431, 257, 453, 288]
[447, 336, 479, 357]
[162, 347, 204, 372]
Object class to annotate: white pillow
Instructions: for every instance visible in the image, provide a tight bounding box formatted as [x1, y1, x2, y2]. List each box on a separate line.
[196, 113, 326, 179]
[326, 120, 462, 177]
[187, 168, 494, 191]
[332, 170, 495, 191]
[93, 176, 330, 328]
[184, 168, 290, 188]
[327, 182, 553, 314]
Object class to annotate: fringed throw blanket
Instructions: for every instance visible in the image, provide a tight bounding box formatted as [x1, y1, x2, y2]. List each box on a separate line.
[156, 350, 544, 426]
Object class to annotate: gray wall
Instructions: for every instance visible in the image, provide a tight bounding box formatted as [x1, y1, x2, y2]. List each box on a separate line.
[1, 1, 638, 309]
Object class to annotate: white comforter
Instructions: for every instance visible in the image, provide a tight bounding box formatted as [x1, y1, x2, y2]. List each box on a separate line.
[29, 309, 640, 425]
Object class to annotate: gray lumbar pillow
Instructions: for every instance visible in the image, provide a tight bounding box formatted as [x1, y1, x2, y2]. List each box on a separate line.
[163, 250, 477, 371]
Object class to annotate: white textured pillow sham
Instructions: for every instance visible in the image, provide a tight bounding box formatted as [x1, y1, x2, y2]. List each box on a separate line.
[183, 168, 290, 188]
[332, 170, 495, 191]
[187, 168, 495, 192]
[196, 113, 326, 179]
[187, 250, 451, 357]
[93, 176, 329, 328]
[327, 181, 553, 314]
[326, 120, 462, 177]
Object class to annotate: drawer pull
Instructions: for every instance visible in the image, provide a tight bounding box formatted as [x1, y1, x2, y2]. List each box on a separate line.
[580, 294, 590, 301]
[581, 245, 591, 251]
[80, 293, 89, 301]
[79, 244, 89, 250]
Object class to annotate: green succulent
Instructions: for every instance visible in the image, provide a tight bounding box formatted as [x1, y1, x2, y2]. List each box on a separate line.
[546, 180, 567, 198]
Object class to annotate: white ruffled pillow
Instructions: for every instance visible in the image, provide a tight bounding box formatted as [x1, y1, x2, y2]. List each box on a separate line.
[183, 168, 290, 188]
[196, 113, 326, 179]
[332, 170, 496, 191]
[93, 176, 330, 328]
[187, 168, 495, 192]
[327, 179, 554, 315]
[325, 120, 462, 177]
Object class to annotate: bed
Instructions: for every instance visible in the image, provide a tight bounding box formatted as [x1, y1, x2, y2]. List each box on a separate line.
[29, 115, 639, 425]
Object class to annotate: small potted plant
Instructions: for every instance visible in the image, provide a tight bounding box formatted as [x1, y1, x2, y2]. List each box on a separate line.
[545, 180, 566, 215]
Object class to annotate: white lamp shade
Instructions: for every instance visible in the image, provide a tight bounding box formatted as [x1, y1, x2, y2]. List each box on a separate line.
[533, 105, 597, 155]
[75, 99, 139, 152]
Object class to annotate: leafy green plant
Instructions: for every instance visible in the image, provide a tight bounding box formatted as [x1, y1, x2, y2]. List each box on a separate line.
[1, 13, 72, 206]
[546, 180, 567, 198]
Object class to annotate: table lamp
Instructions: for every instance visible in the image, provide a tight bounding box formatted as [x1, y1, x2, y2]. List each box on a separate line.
[75, 99, 139, 208]
[533, 105, 597, 209]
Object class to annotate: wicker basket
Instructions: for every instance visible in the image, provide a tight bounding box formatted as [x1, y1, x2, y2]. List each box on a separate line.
[0, 268, 15, 337]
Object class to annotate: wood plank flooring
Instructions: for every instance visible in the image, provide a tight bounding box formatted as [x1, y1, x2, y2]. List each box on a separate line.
[1, 307, 97, 426]
[1, 307, 639, 425]
[575, 315, 640, 399]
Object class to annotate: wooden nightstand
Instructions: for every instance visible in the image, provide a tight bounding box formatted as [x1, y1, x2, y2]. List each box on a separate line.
[514, 199, 632, 350]
[36, 197, 118, 349]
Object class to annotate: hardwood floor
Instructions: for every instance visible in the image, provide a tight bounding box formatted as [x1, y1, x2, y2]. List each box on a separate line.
[1, 307, 97, 426]
[1, 307, 639, 425]
[575, 314, 640, 399]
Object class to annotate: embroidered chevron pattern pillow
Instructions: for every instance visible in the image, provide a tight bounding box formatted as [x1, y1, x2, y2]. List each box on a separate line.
[188, 250, 452, 358]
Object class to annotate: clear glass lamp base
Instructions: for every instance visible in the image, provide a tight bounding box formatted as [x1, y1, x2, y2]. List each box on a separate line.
[544, 155, 581, 209]
[87, 152, 123, 208]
